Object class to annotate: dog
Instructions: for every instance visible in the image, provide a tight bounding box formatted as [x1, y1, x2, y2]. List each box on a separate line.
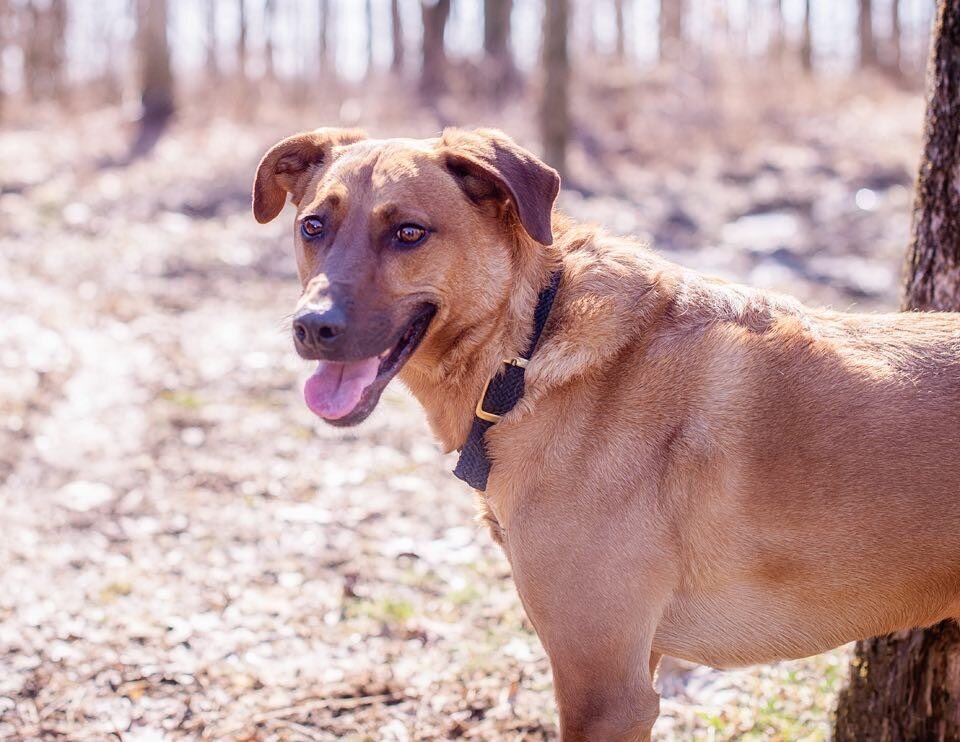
[253, 127, 960, 741]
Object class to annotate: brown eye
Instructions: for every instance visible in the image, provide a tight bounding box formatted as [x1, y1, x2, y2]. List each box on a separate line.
[395, 224, 427, 246]
[301, 216, 324, 239]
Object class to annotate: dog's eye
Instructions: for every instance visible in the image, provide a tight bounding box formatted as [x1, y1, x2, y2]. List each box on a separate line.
[301, 217, 324, 239]
[394, 224, 427, 247]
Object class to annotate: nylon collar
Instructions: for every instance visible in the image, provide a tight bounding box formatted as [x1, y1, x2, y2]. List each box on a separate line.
[453, 270, 563, 490]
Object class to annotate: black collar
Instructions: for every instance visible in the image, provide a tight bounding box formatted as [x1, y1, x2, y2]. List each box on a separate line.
[453, 270, 563, 491]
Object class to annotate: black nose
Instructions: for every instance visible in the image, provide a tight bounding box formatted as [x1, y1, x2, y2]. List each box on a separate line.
[293, 308, 347, 352]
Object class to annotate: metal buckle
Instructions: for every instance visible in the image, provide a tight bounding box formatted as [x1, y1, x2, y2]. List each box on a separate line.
[474, 357, 529, 423]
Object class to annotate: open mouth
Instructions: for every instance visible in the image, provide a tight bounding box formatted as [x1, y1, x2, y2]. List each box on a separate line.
[303, 304, 436, 426]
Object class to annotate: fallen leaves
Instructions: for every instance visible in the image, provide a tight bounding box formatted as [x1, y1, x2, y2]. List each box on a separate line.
[0, 75, 918, 738]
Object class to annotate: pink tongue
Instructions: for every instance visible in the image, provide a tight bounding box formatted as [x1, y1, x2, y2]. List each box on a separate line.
[304, 357, 381, 420]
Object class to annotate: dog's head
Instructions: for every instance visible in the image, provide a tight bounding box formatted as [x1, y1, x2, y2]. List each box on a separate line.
[252, 127, 560, 426]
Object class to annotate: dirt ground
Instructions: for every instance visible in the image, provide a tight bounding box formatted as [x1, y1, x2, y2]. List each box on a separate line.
[0, 73, 925, 740]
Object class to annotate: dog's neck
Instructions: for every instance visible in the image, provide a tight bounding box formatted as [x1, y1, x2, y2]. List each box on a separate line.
[401, 216, 673, 455]
[400, 231, 560, 454]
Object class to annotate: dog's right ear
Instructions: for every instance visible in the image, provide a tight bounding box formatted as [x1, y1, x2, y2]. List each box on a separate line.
[252, 128, 366, 224]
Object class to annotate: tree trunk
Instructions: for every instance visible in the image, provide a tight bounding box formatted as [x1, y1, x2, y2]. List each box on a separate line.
[365, 0, 374, 77]
[540, 0, 569, 178]
[137, 0, 174, 125]
[835, 4, 960, 737]
[23, 0, 56, 100]
[237, 0, 247, 80]
[483, 0, 515, 90]
[614, 0, 626, 61]
[391, 0, 404, 74]
[659, 0, 685, 63]
[890, 0, 902, 75]
[420, 0, 451, 99]
[206, 0, 219, 81]
[0, 0, 7, 118]
[903, 0, 960, 313]
[264, 0, 276, 79]
[800, 0, 813, 73]
[318, 0, 331, 79]
[49, 0, 67, 98]
[770, 0, 784, 59]
[858, 0, 878, 68]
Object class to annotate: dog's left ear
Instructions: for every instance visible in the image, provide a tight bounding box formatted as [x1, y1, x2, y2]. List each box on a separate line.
[438, 128, 561, 246]
[252, 127, 367, 224]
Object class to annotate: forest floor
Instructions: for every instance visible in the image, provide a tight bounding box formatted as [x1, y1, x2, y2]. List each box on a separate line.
[0, 68, 925, 740]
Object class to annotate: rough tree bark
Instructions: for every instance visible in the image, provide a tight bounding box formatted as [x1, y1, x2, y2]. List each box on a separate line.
[658, 0, 685, 63]
[540, 0, 569, 178]
[483, 0, 515, 89]
[391, 0, 404, 74]
[902, 1, 960, 314]
[835, 4, 960, 738]
[858, 0, 878, 68]
[420, 0, 451, 98]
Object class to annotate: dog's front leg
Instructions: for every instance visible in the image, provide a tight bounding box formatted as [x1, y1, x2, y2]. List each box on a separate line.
[550, 639, 661, 742]
[506, 527, 665, 741]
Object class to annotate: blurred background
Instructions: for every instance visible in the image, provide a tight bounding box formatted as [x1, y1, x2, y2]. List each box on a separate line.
[0, 1, 937, 739]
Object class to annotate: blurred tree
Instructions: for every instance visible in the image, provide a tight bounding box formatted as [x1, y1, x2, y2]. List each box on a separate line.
[237, 0, 248, 79]
[319, 0, 331, 78]
[889, 0, 902, 75]
[771, 0, 784, 58]
[264, 0, 277, 78]
[22, 0, 67, 100]
[366, 0, 374, 77]
[420, 0, 451, 98]
[541, 0, 569, 177]
[659, 0, 685, 62]
[858, 0, 878, 67]
[0, 0, 6, 118]
[484, 0, 516, 90]
[800, 0, 813, 72]
[835, 2, 960, 734]
[614, 0, 626, 61]
[49, 0, 67, 97]
[22, 2, 41, 99]
[585, 1, 598, 57]
[136, 0, 174, 125]
[391, 0, 404, 73]
[206, 0, 219, 81]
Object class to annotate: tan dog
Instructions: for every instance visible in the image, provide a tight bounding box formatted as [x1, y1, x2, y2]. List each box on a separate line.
[253, 127, 960, 741]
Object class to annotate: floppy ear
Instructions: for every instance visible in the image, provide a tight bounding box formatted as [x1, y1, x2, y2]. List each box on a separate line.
[252, 127, 367, 224]
[438, 128, 561, 246]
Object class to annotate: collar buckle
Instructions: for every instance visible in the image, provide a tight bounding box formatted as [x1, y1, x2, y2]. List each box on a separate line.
[474, 357, 530, 423]
[454, 270, 562, 491]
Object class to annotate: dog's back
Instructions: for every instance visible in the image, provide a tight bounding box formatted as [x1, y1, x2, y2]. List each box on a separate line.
[552, 238, 960, 666]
